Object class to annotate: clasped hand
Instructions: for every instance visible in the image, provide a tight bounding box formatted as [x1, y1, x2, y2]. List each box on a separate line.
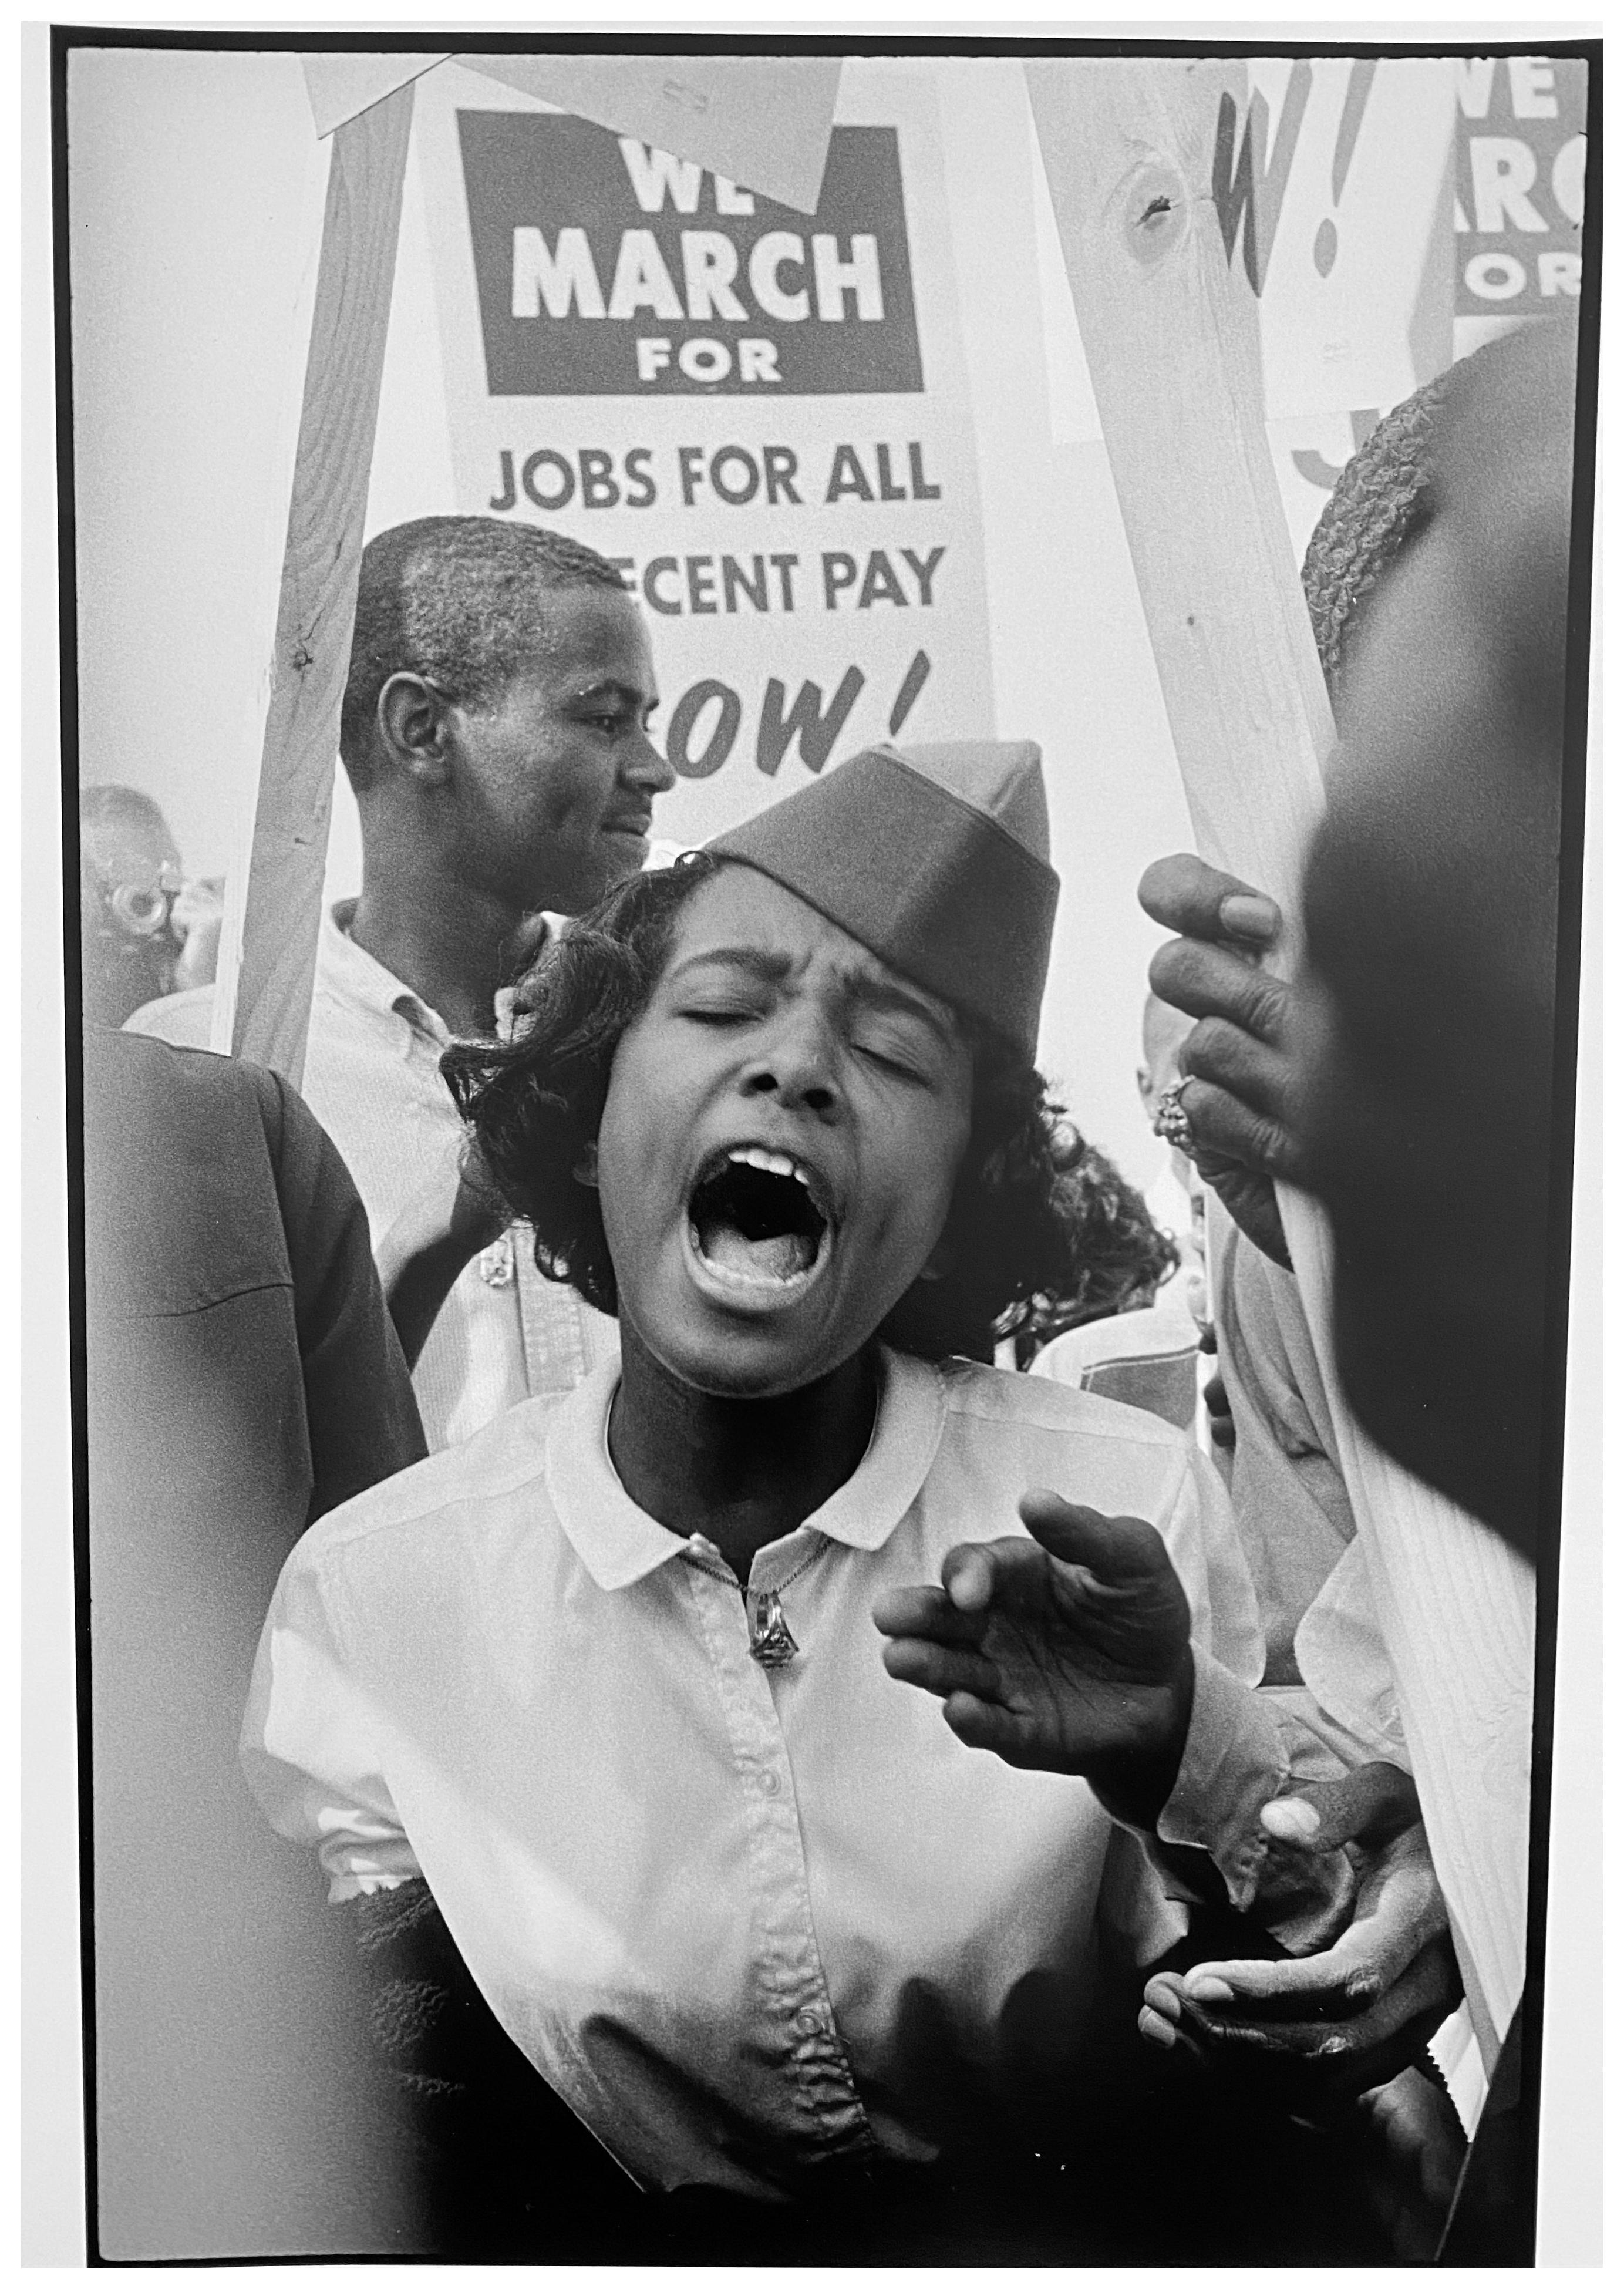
[872, 1490, 1194, 1829]
[1141, 1762, 1461, 2107]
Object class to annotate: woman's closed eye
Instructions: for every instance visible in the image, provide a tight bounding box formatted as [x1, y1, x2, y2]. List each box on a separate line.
[678, 998, 769, 1026]
[851, 1029, 935, 1083]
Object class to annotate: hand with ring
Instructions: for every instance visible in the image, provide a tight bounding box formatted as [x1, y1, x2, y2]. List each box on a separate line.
[1138, 855, 1305, 1269]
[1153, 1077, 1198, 1159]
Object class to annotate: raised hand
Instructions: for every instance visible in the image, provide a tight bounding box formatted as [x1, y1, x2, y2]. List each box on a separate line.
[170, 876, 226, 993]
[1140, 1762, 1460, 2104]
[872, 1490, 1194, 1827]
[1138, 853, 1300, 1268]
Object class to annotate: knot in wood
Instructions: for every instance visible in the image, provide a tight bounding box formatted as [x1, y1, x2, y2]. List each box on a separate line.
[1124, 163, 1186, 265]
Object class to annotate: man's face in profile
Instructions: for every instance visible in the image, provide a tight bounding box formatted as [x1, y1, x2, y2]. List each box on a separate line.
[443, 586, 673, 918]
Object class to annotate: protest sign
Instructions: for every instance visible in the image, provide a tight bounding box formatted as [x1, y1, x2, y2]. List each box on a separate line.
[1454, 55, 1586, 337]
[1037, 57, 1454, 437]
[453, 52, 842, 214]
[414, 62, 995, 852]
[1032, 58, 1454, 559]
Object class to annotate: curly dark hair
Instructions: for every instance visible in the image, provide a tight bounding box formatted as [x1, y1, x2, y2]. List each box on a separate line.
[1003, 1150, 1180, 1371]
[443, 853, 1107, 1365]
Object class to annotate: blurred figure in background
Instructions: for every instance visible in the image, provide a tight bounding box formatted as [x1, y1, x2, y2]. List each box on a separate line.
[79, 783, 222, 1029]
[1298, 319, 1574, 1561]
[1136, 315, 1581, 2260]
[83, 1026, 427, 2258]
[1026, 996, 1205, 1435]
[1296, 308, 1578, 2267]
[1006, 1139, 1177, 1370]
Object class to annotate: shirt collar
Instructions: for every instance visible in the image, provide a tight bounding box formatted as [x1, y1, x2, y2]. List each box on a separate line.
[544, 1349, 948, 1593]
[321, 898, 452, 1048]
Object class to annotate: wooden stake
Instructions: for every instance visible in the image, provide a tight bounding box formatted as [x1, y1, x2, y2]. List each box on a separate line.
[218, 83, 414, 1088]
[1027, 56, 1533, 2062]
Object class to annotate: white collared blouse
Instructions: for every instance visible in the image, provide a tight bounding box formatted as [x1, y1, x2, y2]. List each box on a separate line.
[244, 1351, 1283, 2199]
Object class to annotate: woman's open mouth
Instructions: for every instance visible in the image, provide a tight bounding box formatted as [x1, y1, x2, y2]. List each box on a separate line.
[685, 1146, 831, 1295]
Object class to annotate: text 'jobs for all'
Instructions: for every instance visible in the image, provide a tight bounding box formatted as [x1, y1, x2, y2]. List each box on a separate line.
[487, 440, 944, 514]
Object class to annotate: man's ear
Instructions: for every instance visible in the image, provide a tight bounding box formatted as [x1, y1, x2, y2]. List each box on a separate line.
[376, 671, 454, 788]
[572, 1142, 600, 1189]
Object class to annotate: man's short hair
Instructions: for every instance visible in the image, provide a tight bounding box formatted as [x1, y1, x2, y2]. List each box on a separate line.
[1300, 371, 1455, 716]
[339, 517, 631, 788]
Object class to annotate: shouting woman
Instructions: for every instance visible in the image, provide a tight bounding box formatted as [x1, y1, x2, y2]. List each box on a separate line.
[243, 743, 1411, 2263]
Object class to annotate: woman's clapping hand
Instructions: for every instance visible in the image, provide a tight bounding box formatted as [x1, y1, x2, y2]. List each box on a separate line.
[872, 1490, 1194, 1827]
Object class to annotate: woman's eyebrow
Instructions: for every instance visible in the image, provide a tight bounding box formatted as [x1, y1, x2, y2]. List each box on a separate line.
[667, 948, 956, 1045]
[666, 947, 793, 987]
[846, 974, 959, 1048]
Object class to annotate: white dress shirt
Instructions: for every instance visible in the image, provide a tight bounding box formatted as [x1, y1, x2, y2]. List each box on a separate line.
[241, 1348, 1363, 2201]
[126, 903, 618, 1451]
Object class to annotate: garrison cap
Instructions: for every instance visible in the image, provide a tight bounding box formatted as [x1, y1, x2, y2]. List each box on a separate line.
[707, 740, 1058, 1060]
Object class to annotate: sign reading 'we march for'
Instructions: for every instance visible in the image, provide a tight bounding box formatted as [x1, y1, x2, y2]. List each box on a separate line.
[461, 111, 925, 396]
[417, 64, 996, 850]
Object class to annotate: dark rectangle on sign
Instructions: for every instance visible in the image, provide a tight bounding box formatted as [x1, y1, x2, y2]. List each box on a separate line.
[459, 114, 925, 396]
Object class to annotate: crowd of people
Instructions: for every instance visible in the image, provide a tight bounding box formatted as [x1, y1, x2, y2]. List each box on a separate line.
[78, 313, 1579, 2264]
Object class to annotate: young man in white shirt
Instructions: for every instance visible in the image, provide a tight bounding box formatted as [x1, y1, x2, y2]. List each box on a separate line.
[130, 517, 675, 1448]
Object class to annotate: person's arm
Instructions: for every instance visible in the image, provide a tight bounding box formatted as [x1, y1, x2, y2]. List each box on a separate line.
[169, 875, 225, 992]
[873, 1476, 1457, 2099]
[241, 1537, 641, 2259]
[874, 1489, 1198, 1830]
[874, 1456, 1336, 1894]
[349, 1878, 638, 2259]
[262, 1070, 427, 1515]
[240, 1535, 423, 1895]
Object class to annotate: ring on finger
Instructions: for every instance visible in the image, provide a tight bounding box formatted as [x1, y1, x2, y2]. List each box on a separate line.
[1154, 1078, 1197, 1157]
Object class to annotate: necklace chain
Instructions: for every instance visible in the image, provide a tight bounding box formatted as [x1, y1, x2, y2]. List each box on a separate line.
[682, 1534, 828, 1597]
[765, 1543, 827, 1597]
[683, 1538, 826, 1668]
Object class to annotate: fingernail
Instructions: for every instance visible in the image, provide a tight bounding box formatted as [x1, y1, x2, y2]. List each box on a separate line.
[1187, 1976, 1233, 2005]
[1219, 893, 1279, 942]
[1261, 1799, 1321, 1844]
[1139, 2010, 1177, 2049]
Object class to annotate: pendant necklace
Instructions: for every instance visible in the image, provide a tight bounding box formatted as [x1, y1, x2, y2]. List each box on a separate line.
[747, 1544, 826, 1668]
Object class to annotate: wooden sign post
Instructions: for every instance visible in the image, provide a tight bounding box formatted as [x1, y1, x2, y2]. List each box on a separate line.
[1026, 55, 1534, 2066]
[213, 82, 414, 1088]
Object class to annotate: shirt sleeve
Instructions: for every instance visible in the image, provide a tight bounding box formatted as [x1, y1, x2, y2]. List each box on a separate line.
[1143, 1446, 1367, 1953]
[1153, 1650, 1360, 1951]
[1157, 1446, 1265, 1684]
[240, 1536, 423, 1903]
[261, 1069, 429, 1520]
